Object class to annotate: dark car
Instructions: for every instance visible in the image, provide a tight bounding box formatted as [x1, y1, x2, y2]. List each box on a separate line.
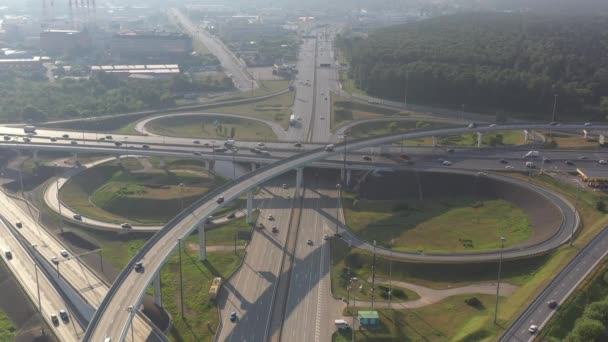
[59, 310, 69, 322]
[447, 148, 455, 153]
[548, 300, 558, 309]
[73, 214, 82, 221]
[134, 261, 144, 273]
[62, 134, 69, 138]
[15, 221, 22, 228]
[227, 213, 236, 219]
[51, 314, 59, 326]
[142, 144, 150, 149]
[500, 159, 508, 164]
[121, 223, 132, 229]
[272, 226, 279, 233]
[565, 160, 574, 166]
[217, 196, 225, 204]
[114, 141, 122, 147]
[294, 143, 302, 148]
[363, 156, 372, 161]
[230, 312, 237, 322]
[193, 140, 200, 144]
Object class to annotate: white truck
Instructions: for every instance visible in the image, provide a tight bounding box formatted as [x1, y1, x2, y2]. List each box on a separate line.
[24, 125, 36, 134]
[289, 114, 297, 126]
[523, 151, 540, 159]
[334, 319, 350, 329]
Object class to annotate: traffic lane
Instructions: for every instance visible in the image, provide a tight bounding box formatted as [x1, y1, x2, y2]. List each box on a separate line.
[282, 183, 323, 342]
[0, 218, 84, 341]
[503, 228, 608, 341]
[217, 181, 294, 341]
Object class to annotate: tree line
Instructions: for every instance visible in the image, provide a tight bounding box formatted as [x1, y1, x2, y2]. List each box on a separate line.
[0, 70, 233, 123]
[337, 12, 608, 120]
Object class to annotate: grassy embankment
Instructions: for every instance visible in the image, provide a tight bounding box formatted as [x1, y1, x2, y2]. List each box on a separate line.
[342, 194, 532, 252]
[145, 114, 277, 142]
[540, 131, 601, 149]
[333, 172, 608, 340]
[60, 158, 226, 224]
[0, 310, 15, 341]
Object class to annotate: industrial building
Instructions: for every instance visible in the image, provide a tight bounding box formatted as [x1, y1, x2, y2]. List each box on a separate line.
[110, 32, 192, 58]
[40, 29, 91, 55]
[0, 56, 46, 71]
[90, 64, 180, 80]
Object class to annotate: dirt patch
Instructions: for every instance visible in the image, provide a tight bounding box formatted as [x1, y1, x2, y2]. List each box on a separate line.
[360, 170, 562, 247]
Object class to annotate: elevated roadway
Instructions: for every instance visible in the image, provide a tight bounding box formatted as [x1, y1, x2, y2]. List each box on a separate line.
[83, 123, 596, 341]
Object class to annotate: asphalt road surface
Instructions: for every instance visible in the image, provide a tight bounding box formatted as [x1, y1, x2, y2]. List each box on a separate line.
[169, 8, 257, 92]
[215, 179, 294, 342]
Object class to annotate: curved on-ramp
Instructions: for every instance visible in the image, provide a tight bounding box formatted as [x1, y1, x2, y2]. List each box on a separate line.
[83, 123, 590, 341]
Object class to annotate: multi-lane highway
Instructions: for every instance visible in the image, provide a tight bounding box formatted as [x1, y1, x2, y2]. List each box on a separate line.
[169, 8, 257, 92]
[216, 179, 294, 342]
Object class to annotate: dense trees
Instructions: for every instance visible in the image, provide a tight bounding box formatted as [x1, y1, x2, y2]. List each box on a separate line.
[0, 71, 233, 123]
[337, 13, 608, 120]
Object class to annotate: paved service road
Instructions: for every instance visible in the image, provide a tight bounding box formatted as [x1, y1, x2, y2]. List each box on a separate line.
[216, 179, 293, 341]
[169, 8, 257, 92]
[501, 226, 608, 342]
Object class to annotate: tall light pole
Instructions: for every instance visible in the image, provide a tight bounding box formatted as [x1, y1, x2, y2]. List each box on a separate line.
[371, 240, 377, 308]
[179, 183, 185, 211]
[335, 183, 341, 235]
[494, 236, 506, 324]
[551, 94, 558, 123]
[55, 164, 64, 233]
[342, 132, 348, 184]
[178, 238, 184, 319]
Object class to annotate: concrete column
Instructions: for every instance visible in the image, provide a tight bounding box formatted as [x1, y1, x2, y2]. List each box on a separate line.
[346, 169, 352, 187]
[32, 150, 38, 161]
[296, 168, 303, 197]
[153, 273, 162, 307]
[198, 223, 206, 261]
[432, 136, 438, 147]
[72, 152, 78, 161]
[159, 158, 166, 169]
[247, 190, 253, 223]
[341, 168, 346, 183]
[524, 130, 529, 141]
[477, 132, 483, 148]
[600, 134, 606, 146]
[208, 160, 216, 171]
[583, 130, 589, 139]
[251, 162, 258, 172]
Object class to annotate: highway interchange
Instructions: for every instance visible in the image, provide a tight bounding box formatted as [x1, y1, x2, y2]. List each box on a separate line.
[0, 18, 608, 342]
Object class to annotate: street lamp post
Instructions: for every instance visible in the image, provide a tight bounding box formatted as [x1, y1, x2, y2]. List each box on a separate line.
[335, 183, 341, 235]
[55, 164, 64, 233]
[371, 240, 377, 308]
[551, 94, 558, 123]
[179, 183, 185, 211]
[342, 132, 348, 184]
[178, 238, 184, 318]
[494, 237, 506, 324]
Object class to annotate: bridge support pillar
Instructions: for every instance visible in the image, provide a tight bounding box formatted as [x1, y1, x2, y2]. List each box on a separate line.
[198, 223, 206, 261]
[296, 168, 303, 197]
[341, 168, 346, 184]
[346, 169, 352, 187]
[477, 132, 483, 148]
[432, 136, 438, 147]
[72, 152, 78, 161]
[32, 150, 38, 161]
[583, 130, 589, 139]
[600, 134, 606, 146]
[250, 162, 258, 172]
[247, 190, 254, 223]
[523, 130, 529, 141]
[208, 160, 215, 171]
[153, 272, 162, 307]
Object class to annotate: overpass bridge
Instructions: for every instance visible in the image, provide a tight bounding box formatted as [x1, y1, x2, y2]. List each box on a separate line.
[78, 123, 599, 341]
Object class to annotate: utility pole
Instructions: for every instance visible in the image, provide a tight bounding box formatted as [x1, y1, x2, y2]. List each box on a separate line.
[178, 238, 184, 318]
[404, 71, 409, 109]
[371, 240, 377, 308]
[551, 94, 558, 122]
[34, 263, 44, 335]
[336, 183, 341, 235]
[388, 250, 392, 308]
[494, 237, 506, 324]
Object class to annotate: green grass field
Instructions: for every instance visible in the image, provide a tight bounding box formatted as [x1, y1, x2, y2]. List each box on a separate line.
[211, 89, 295, 129]
[60, 159, 225, 224]
[334, 295, 496, 342]
[343, 196, 533, 252]
[540, 131, 600, 149]
[212, 80, 290, 102]
[331, 95, 400, 129]
[347, 120, 440, 139]
[0, 309, 16, 341]
[145, 114, 277, 142]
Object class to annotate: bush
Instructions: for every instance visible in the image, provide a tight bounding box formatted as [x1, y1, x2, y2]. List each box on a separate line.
[566, 318, 607, 342]
[596, 200, 606, 212]
[464, 297, 484, 309]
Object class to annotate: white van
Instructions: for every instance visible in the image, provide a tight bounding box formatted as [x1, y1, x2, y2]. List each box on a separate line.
[335, 319, 350, 329]
[525, 161, 535, 168]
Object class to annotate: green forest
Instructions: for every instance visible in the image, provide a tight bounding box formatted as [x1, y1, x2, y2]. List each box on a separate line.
[337, 13, 608, 120]
[0, 70, 233, 123]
